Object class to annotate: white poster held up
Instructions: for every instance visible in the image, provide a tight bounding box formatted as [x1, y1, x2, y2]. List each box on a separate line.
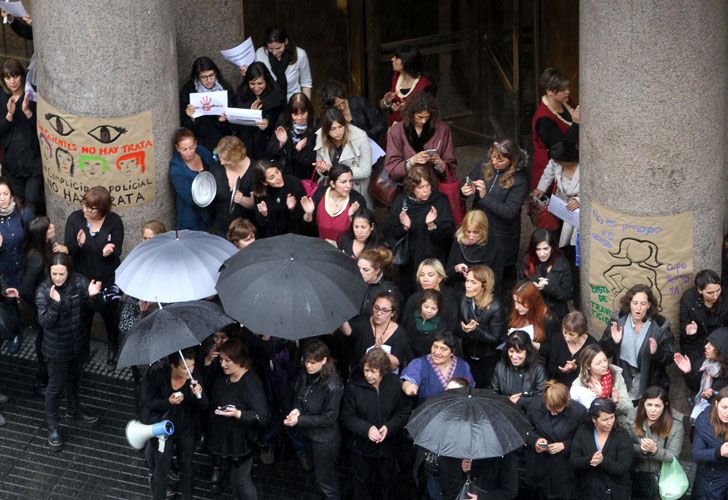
[1, 1, 28, 19]
[225, 107, 262, 126]
[189, 91, 228, 118]
[547, 194, 580, 228]
[220, 37, 256, 69]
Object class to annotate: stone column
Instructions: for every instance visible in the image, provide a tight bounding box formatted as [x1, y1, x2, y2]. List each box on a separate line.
[580, 0, 727, 306]
[32, 0, 179, 249]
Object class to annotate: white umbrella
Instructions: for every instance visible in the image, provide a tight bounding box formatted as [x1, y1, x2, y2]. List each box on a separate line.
[115, 230, 237, 302]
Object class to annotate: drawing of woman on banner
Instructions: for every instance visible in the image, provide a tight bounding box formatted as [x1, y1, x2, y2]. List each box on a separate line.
[603, 237, 663, 310]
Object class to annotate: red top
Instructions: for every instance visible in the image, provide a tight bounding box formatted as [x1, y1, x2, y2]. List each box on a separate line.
[530, 99, 573, 189]
[316, 196, 352, 243]
[386, 72, 434, 125]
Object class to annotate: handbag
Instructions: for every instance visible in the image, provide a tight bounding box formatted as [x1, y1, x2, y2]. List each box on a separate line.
[301, 169, 319, 197]
[658, 458, 688, 500]
[368, 157, 401, 206]
[527, 188, 560, 231]
[437, 167, 466, 225]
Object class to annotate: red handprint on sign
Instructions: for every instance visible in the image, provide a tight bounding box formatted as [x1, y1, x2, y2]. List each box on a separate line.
[200, 96, 213, 112]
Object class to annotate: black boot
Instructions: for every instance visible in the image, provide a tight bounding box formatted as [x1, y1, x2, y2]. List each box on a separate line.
[210, 466, 221, 494]
[106, 345, 118, 366]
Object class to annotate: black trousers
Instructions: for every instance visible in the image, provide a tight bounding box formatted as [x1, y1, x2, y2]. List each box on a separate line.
[4, 171, 44, 214]
[305, 437, 341, 500]
[35, 327, 48, 385]
[45, 355, 83, 428]
[350, 452, 395, 500]
[84, 299, 120, 356]
[146, 433, 194, 500]
[466, 353, 500, 389]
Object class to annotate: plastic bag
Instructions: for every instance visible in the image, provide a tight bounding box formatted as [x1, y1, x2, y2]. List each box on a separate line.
[658, 458, 688, 500]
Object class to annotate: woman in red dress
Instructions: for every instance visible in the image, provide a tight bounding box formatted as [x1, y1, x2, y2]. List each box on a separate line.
[379, 45, 434, 126]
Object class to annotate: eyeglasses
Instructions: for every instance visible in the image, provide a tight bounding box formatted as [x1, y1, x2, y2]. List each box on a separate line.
[82, 203, 98, 211]
[372, 305, 393, 314]
[199, 73, 216, 81]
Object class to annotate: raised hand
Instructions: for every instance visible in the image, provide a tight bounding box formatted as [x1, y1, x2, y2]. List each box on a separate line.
[286, 193, 297, 210]
[425, 206, 438, 225]
[76, 229, 86, 247]
[256, 200, 268, 217]
[673, 352, 691, 374]
[610, 321, 623, 344]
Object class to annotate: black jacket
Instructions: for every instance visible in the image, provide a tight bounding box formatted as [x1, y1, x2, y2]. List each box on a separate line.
[36, 273, 99, 361]
[458, 296, 507, 360]
[0, 90, 41, 177]
[440, 453, 518, 500]
[236, 84, 285, 160]
[570, 424, 634, 500]
[490, 360, 547, 411]
[360, 276, 403, 317]
[347, 96, 387, 141]
[403, 286, 459, 336]
[265, 116, 317, 179]
[525, 399, 587, 499]
[64, 210, 124, 286]
[679, 287, 728, 368]
[142, 365, 208, 437]
[291, 371, 344, 443]
[519, 255, 573, 321]
[447, 239, 504, 292]
[179, 79, 237, 152]
[253, 174, 306, 238]
[340, 371, 412, 457]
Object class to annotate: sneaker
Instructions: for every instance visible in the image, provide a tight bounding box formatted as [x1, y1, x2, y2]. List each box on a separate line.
[7, 335, 21, 354]
[65, 411, 99, 426]
[48, 427, 62, 449]
[0, 393, 8, 404]
[260, 446, 275, 465]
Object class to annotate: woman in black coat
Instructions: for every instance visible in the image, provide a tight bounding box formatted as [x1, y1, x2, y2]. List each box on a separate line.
[251, 160, 306, 238]
[384, 165, 455, 298]
[403, 289, 448, 358]
[207, 338, 268, 499]
[461, 139, 528, 274]
[401, 258, 459, 337]
[64, 186, 124, 365]
[338, 207, 382, 259]
[491, 330, 547, 411]
[284, 341, 344, 500]
[525, 380, 587, 499]
[180, 57, 236, 152]
[266, 92, 317, 179]
[341, 348, 412, 499]
[237, 62, 285, 160]
[447, 209, 504, 293]
[570, 398, 634, 500]
[319, 80, 387, 142]
[459, 265, 506, 388]
[519, 228, 573, 321]
[541, 310, 597, 387]
[679, 269, 728, 393]
[357, 247, 403, 317]
[36, 253, 102, 449]
[143, 349, 207, 500]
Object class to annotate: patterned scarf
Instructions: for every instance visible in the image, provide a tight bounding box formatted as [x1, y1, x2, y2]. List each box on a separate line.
[0, 199, 16, 218]
[599, 370, 613, 399]
[698, 359, 722, 401]
[194, 78, 224, 93]
[427, 354, 457, 390]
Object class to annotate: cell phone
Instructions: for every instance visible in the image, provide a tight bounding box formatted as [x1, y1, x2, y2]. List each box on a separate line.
[537, 441, 549, 449]
[465, 176, 474, 187]
[426, 148, 437, 156]
[173, 391, 182, 398]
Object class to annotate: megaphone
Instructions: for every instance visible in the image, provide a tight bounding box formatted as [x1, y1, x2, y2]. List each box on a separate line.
[126, 420, 175, 452]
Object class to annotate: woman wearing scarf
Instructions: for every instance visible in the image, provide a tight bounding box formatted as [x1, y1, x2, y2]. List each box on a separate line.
[236, 62, 285, 160]
[254, 25, 312, 100]
[180, 57, 236, 152]
[266, 92, 317, 179]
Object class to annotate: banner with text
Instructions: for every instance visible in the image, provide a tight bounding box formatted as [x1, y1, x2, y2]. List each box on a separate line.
[588, 202, 693, 332]
[37, 94, 155, 207]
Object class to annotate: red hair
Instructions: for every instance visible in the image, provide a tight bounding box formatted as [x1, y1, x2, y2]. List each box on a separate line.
[510, 281, 550, 342]
[524, 228, 563, 277]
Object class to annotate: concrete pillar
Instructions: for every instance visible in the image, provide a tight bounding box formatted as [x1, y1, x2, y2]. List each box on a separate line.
[580, 0, 727, 308]
[32, 0, 179, 249]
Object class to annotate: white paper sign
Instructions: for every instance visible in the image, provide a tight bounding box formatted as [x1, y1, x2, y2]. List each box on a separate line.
[498, 324, 536, 350]
[225, 107, 262, 126]
[220, 37, 256, 68]
[1, 1, 28, 18]
[547, 194, 580, 227]
[369, 138, 385, 163]
[189, 91, 228, 118]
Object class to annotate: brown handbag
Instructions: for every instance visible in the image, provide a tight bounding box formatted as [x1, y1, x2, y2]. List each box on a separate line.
[368, 157, 401, 206]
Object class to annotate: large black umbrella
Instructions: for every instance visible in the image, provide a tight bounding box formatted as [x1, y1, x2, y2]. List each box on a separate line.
[406, 387, 531, 459]
[216, 234, 366, 339]
[117, 300, 234, 369]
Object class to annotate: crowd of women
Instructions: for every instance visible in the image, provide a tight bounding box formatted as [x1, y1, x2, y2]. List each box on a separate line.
[0, 24, 727, 500]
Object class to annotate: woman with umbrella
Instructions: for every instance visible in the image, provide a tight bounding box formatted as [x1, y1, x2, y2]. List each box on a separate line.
[142, 348, 207, 500]
[207, 337, 269, 499]
[251, 160, 306, 238]
[525, 380, 586, 499]
[340, 292, 412, 373]
[284, 340, 343, 499]
[341, 348, 412, 499]
[570, 398, 634, 500]
[36, 252, 102, 449]
[384, 165, 455, 298]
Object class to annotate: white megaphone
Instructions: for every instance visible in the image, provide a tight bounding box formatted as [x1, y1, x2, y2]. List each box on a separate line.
[126, 420, 175, 452]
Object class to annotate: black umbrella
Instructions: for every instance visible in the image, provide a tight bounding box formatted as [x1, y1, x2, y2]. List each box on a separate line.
[406, 387, 532, 459]
[117, 300, 234, 369]
[216, 234, 366, 340]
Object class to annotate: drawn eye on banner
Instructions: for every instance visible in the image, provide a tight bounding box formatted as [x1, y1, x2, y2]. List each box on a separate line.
[37, 94, 156, 207]
[588, 202, 694, 331]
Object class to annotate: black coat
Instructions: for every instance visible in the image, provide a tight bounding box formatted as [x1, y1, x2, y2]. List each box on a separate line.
[0, 90, 41, 177]
[570, 424, 634, 500]
[236, 84, 285, 160]
[179, 79, 237, 152]
[519, 255, 573, 321]
[302, 184, 368, 240]
[346, 315, 412, 373]
[265, 116, 317, 179]
[347, 96, 387, 141]
[679, 287, 728, 370]
[36, 273, 99, 361]
[541, 333, 598, 387]
[403, 285, 459, 334]
[468, 164, 528, 267]
[446, 238, 504, 292]
[141, 366, 208, 437]
[490, 360, 547, 411]
[360, 277, 403, 317]
[253, 174, 306, 238]
[340, 371, 412, 457]
[458, 296, 507, 360]
[64, 210, 124, 286]
[208, 160, 255, 236]
[291, 372, 344, 444]
[525, 399, 587, 499]
[439, 453, 518, 500]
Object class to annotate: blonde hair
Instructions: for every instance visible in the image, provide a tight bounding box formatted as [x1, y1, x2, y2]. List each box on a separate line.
[543, 380, 570, 411]
[359, 247, 393, 271]
[455, 210, 489, 245]
[215, 135, 247, 163]
[416, 258, 447, 285]
[469, 265, 495, 310]
[142, 220, 166, 236]
[482, 139, 519, 189]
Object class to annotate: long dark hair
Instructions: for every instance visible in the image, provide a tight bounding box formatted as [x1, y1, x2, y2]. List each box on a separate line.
[263, 25, 298, 64]
[49, 252, 73, 275]
[241, 62, 276, 102]
[502, 330, 539, 373]
[25, 216, 53, 272]
[343, 207, 381, 248]
[634, 386, 673, 439]
[525, 228, 563, 276]
[252, 159, 278, 198]
[302, 340, 336, 383]
[188, 56, 230, 89]
[280, 92, 315, 130]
